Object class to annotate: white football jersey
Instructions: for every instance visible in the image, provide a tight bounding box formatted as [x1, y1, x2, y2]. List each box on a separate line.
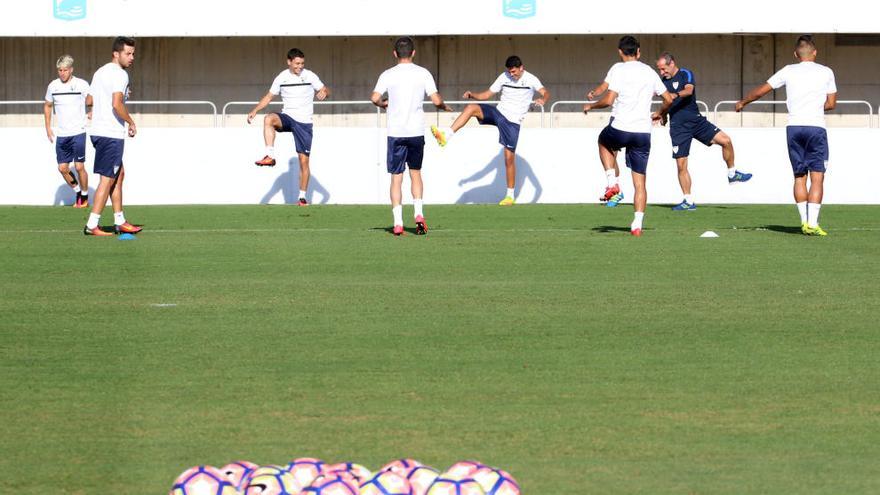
[489, 70, 544, 124]
[45, 76, 89, 137]
[605, 61, 668, 134]
[767, 61, 837, 128]
[373, 63, 438, 138]
[269, 68, 325, 124]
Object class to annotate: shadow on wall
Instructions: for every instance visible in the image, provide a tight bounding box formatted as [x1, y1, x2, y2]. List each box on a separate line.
[456, 149, 542, 204]
[54, 183, 94, 206]
[260, 155, 331, 204]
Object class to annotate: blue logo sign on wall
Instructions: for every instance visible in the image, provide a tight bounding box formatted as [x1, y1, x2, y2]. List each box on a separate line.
[502, 0, 535, 19]
[53, 0, 86, 21]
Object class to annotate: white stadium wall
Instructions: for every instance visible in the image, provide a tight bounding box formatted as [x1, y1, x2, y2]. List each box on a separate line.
[4, 127, 879, 206]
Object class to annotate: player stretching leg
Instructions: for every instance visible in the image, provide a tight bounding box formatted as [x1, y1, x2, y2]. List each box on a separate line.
[248, 48, 330, 206]
[430, 56, 548, 206]
[372, 37, 452, 235]
[655, 52, 751, 211]
[736, 35, 837, 236]
[44, 54, 91, 208]
[584, 36, 673, 236]
[83, 36, 141, 237]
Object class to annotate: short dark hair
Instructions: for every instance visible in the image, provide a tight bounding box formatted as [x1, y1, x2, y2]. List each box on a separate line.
[394, 37, 415, 59]
[112, 36, 135, 53]
[287, 48, 305, 60]
[505, 55, 523, 69]
[658, 51, 675, 65]
[618, 35, 639, 56]
[796, 34, 815, 49]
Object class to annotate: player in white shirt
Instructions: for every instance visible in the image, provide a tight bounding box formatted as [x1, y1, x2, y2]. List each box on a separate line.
[584, 36, 674, 236]
[371, 37, 452, 236]
[431, 56, 549, 206]
[736, 35, 837, 236]
[83, 36, 141, 237]
[248, 48, 331, 206]
[44, 54, 91, 208]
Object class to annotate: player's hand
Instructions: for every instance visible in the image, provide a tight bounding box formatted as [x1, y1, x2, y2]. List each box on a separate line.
[441, 103, 453, 112]
[128, 122, 137, 137]
[533, 98, 545, 107]
[462, 90, 473, 99]
[378, 97, 389, 109]
[587, 91, 596, 101]
[46, 129, 55, 143]
[87, 111, 93, 121]
[734, 101, 746, 112]
[316, 88, 329, 101]
[246, 111, 256, 124]
[583, 103, 592, 114]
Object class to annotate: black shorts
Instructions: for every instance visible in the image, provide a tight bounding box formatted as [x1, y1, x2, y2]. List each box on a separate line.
[670, 116, 720, 158]
[598, 125, 651, 175]
[90, 136, 124, 178]
[386, 136, 425, 174]
[274, 113, 313, 156]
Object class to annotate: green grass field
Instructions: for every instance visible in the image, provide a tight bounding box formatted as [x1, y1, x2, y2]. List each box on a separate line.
[1, 204, 879, 494]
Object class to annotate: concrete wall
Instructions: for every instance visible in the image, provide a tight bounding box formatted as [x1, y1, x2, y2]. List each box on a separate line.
[2, 34, 878, 127]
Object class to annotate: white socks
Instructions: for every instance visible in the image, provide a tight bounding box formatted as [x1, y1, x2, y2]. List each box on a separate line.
[727, 167, 737, 179]
[299, 190, 306, 200]
[605, 169, 618, 187]
[414, 199, 424, 218]
[631, 212, 644, 230]
[807, 203, 821, 228]
[684, 194, 694, 205]
[73, 185, 81, 193]
[114, 211, 126, 226]
[506, 188, 515, 199]
[797, 202, 808, 224]
[392, 205, 403, 226]
[265, 146, 275, 158]
[86, 213, 100, 229]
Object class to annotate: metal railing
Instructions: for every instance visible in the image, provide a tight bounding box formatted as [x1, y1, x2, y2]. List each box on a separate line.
[221, 101, 380, 127]
[126, 101, 218, 127]
[424, 100, 546, 128]
[549, 100, 710, 128]
[713, 100, 874, 128]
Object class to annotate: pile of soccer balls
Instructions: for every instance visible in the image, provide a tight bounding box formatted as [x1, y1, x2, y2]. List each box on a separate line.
[170, 458, 520, 495]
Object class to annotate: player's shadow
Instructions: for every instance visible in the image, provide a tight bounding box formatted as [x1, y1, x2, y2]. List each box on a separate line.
[591, 225, 635, 233]
[763, 224, 804, 235]
[260, 156, 330, 204]
[54, 184, 95, 206]
[455, 150, 542, 204]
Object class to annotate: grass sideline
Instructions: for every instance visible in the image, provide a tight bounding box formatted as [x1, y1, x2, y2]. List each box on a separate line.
[1, 204, 879, 494]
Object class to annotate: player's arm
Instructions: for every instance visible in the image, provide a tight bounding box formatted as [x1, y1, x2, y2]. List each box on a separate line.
[85, 94, 93, 120]
[462, 89, 495, 101]
[112, 91, 136, 137]
[583, 89, 617, 113]
[247, 91, 275, 123]
[587, 81, 609, 101]
[316, 85, 331, 101]
[429, 92, 453, 112]
[370, 91, 388, 109]
[675, 83, 695, 99]
[652, 91, 675, 123]
[43, 101, 54, 143]
[534, 87, 550, 107]
[824, 92, 837, 111]
[735, 83, 773, 112]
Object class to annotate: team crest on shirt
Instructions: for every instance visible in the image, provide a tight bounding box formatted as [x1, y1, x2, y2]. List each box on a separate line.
[672, 81, 679, 90]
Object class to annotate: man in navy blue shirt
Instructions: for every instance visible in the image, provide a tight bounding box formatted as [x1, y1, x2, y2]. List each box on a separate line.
[655, 52, 752, 210]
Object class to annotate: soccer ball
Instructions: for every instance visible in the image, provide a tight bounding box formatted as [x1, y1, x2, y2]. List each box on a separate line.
[443, 461, 485, 480]
[170, 465, 238, 495]
[360, 470, 412, 495]
[472, 468, 520, 495]
[404, 466, 440, 495]
[425, 477, 485, 495]
[286, 458, 326, 492]
[244, 466, 299, 495]
[220, 461, 258, 490]
[324, 462, 373, 485]
[302, 473, 360, 495]
[380, 459, 423, 476]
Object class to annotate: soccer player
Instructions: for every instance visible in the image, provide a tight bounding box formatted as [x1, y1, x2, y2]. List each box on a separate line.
[655, 52, 752, 211]
[83, 36, 142, 236]
[371, 36, 452, 236]
[430, 56, 548, 206]
[248, 48, 330, 206]
[583, 36, 674, 236]
[44, 54, 91, 208]
[736, 34, 837, 236]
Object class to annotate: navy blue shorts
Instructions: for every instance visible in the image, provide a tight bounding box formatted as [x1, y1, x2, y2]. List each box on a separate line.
[274, 113, 313, 156]
[598, 125, 652, 175]
[478, 104, 521, 152]
[56, 133, 86, 165]
[670, 116, 720, 158]
[786, 126, 828, 176]
[387, 136, 425, 174]
[90, 136, 124, 178]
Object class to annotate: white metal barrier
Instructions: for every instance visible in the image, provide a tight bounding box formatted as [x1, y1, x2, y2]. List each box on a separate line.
[548, 100, 710, 128]
[221, 101, 381, 128]
[0, 100, 219, 126]
[713, 100, 874, 128]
